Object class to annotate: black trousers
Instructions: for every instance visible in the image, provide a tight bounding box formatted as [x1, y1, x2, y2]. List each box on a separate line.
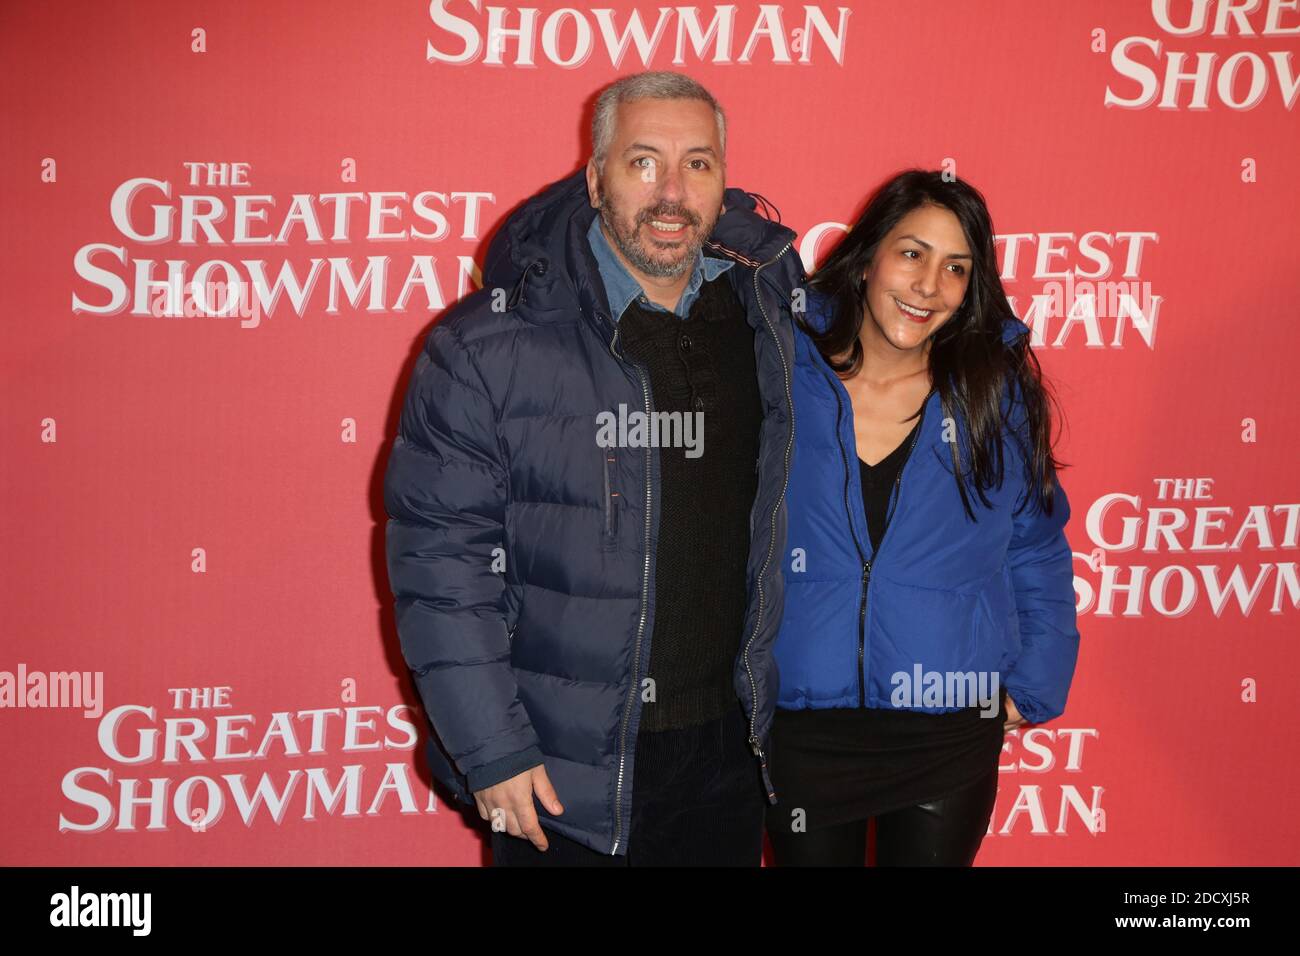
[765, 764, 1000, 866]
[490, 703, 767, 866]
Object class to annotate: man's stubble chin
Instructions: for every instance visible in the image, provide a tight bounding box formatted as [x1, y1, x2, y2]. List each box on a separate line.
[596, 186, 717, 280]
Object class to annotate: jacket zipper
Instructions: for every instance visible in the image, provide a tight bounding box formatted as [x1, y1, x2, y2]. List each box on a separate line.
[842, 390, 929, 708]
[607, 320, 653, 856]
[603, 237, 796, 840]
[741, 239, 796, 803]
[831, 384, 871, 707]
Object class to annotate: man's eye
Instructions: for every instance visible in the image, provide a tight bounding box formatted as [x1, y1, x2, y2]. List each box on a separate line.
[634, 157, 654, 168]
[689, 159, 710, 170]
[902, 249, 919, 259]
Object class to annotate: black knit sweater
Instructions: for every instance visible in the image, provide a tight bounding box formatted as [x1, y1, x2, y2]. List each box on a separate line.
[616, 268, 763, 733]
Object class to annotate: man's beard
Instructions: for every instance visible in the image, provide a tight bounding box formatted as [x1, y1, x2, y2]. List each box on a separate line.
[595, 182, 716, 279]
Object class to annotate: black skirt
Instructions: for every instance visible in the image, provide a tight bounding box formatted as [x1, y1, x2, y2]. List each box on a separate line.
[766, 687, 1007, 832]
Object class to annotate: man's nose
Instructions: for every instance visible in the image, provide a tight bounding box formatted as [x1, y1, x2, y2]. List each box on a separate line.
[654, 162, 684, 201]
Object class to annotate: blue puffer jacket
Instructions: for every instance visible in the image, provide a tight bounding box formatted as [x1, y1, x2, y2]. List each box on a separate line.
[774, 289, 1080, 723]
[383, 167, 804, 856]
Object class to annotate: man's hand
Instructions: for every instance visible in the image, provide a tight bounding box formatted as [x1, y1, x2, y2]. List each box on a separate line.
[1004, 694, 1028, 733]
[474, 764, 564, 851]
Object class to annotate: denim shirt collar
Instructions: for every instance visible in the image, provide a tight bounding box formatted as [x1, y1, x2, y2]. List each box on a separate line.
[586, 214, 733, 321]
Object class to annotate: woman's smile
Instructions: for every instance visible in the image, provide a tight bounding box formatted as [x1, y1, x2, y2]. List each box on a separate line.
[893, 296, 935, 322]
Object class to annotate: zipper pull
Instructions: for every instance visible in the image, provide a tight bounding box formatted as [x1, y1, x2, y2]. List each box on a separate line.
[751, 736, 777, 801]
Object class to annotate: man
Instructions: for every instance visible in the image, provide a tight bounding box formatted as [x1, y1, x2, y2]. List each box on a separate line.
[383, 71, 803, 865]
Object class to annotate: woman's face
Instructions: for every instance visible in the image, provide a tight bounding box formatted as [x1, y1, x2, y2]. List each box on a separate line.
[861, 203, 973, 355]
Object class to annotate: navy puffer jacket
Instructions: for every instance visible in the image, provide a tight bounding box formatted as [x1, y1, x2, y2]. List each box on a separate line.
[383, 167, 804, 856]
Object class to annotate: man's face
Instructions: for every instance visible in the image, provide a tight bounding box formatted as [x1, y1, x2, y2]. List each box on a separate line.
[586, 97, 725, 279]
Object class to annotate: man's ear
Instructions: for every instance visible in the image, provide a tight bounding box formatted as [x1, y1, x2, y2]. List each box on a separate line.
[585, 159, 600, 207]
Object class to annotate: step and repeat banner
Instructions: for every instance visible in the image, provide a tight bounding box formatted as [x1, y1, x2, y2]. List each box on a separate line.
[2, 0, 1297, 867]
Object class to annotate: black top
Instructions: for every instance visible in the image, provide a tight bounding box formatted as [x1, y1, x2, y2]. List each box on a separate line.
[617, 268, 763, 734]
[766, 413, 1006, 829]
[859, 419, 919, 555]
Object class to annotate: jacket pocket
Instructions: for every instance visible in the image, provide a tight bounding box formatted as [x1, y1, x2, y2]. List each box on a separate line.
[601, 447, 618, 549]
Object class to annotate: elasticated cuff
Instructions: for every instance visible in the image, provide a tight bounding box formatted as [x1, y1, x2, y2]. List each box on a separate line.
[465, 745, 545, 793]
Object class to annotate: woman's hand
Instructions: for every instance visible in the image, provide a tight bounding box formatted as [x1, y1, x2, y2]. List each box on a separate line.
[1004, 694, 1028, 733]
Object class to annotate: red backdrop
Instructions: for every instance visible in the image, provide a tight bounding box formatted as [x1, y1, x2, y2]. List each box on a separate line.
[2, 0, 1297, 866]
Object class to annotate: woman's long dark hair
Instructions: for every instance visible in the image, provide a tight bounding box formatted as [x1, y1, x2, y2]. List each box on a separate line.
[799, 169, 1067, 520]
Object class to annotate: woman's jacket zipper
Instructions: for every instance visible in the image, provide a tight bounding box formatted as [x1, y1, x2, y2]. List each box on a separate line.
[831, 383, 928, 708]
[830, 383, 871, 707]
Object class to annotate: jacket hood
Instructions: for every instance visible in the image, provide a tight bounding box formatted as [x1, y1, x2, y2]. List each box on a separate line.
[482, 167, 799, 319]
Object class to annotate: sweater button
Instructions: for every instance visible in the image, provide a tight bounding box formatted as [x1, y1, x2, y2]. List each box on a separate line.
[679, 333, 693, 352]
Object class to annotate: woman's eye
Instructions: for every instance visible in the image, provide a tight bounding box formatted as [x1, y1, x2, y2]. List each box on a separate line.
[948, 263, 966, 275]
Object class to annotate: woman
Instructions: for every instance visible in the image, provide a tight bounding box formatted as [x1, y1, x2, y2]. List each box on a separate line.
[765, 170, 1080, 866]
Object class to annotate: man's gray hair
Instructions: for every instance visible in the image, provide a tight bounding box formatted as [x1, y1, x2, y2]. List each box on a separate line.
[591, 71, 726, 174]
